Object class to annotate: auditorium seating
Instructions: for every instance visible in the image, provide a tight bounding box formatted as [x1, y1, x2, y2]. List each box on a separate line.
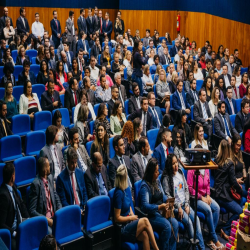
[11, 114, 30, 136]
[0, 229, 11, 250]
[52, 108, 71, 128]
[32, 84, 45, 100]
[33, 111, 52, 131]
[109, 137, 115, 158]
[12, 85, 24, 104]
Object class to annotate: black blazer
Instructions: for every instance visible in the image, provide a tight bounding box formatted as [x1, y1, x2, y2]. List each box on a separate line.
[41, 90, 62, 111]
[17, 71, 36, 86]
[128, 109, 153, 133]
[86, 16, 96, 37]
[235, 111, 250, 133]
[128, 96, 142, 114]
[107, 99, 115, 117]
[90, 45, 101, 60]
[186, 89, 199, 107]
[16, 16, 30, 35]
[86, 89, 96, 107]
[0, 118, 13, 139]
[64, 88, 80, 118]
[84, 165, 112, 199]
[159, 54, 171, 65]
[36, 71, 49, 85]
[15, 55, 30, 66]
[0, 184, 29, 234]
[77, 16, 87, 36]
[193, 101, 212, 124]
[218, 74, 231, 85]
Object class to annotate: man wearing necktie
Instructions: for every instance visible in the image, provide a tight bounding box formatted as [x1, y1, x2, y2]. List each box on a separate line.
[50, 11, 61, 49]
[225, 86, 237, 115]
[97, 10, 104, 44]
[102, 12, 113, 41]
[0, 163, 30, 249]
[66, 10, 76, 56]
[0, 100, 13, 139]
[186, 79, 199, 107]
[147, 92, 162, 129]
[114, 72, 127, 109]
[214, 101, 238, 144]
[235, 99, 250, 133]
[77, 9, 87, 39]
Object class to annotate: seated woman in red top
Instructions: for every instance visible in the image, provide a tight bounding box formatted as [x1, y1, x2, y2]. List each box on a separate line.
[239, 73, 248, 98]
[243, 117, 250, 153]
[46, 69, 65, 95]
[56, 61, 68, 84]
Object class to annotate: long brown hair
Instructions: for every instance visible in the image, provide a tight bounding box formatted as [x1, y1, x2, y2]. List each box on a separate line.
[216, 139, 232, 167]
[93, 122, 109, 154]
[230, 134, 244, 164]
[121, 121, 134, 144]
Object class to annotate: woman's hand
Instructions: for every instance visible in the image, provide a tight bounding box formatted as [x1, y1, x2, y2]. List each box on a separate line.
[87, 134, 92, 141]
[178, 207, 184, 220]
[129, 215, 138, 221]
[29, 112, 34, 119]
[207, 195, 212, 205]
[201, 196, 209, 204]
[158, 203, 168, 212]
[237, 177, 244, 184]
[185, 205, 190, 215]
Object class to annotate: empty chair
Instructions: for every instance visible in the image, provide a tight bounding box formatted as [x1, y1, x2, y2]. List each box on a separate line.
[0, 163, 5, 184]
[11, 50, 18, 63]
[89, 120, 95, 134]
[124, 99, 129, 116]
[12, 86, 24, 104]
[25, 131, 46, 159]
[33, 111, 52, 131]
[11, 114, 30, 136]
[32, 84, 45, 101]
[30, 65, 40, 78]
[86, 140, 93, 156]
[53, 205, 84, 249]
[52, 108, 70, 127]
[31, 57, 36, 65]
[196, 80, 204, 91]
[235, 98, 242, 113]
[230, 114, 236, 128]
[13, 65, 23, 82]
[26, 49, 38, 60]
[83, 196, 113, 249]
[0, 229, 11, 250]
[14, 156, 36, 188]
[147, 129, 159, 150]
[16, 216, 48, 250]
[0, 135, 23, 162]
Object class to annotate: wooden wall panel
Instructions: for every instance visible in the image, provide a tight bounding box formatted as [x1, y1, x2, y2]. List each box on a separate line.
[7, 7, 118, 38]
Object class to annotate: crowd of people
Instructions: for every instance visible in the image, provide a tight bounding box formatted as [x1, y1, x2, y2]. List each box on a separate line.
[0, 5, 250, 250]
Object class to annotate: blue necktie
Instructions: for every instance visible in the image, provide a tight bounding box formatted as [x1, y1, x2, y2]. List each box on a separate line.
[152, 108, 160, 128]
[223, 116, 231, 138]
[97, 173, 106, 195]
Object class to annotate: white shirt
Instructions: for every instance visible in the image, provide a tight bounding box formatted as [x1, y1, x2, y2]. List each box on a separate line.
[49, 145, 60, 178]
[139, 152, 148, 171]
[191, 140, 208, 150]
[194, 69, 204, 80]
[90, 66, 99, 81]
[21, 16, 26, 28]
[74, 102, 96, 124]
[32, 21, 44, 38]
[174, 54, 180, 62]
[173, 172, 186, 204]
[161, 142, 168, 159]
[67, 168, 80, 205]
[224, 74, 230, 88]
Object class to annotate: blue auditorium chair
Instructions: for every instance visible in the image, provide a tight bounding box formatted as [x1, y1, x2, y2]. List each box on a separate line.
[0, 163, 5, 184]
[230, 114, 236, 128]
[52, 108, 70, 127]
[127, 46, 133, 52]
[0, 88, 4, 100]
[30, 64, 40, 77]
[31, 57, 36, 65]
[0, 229, 11, 250]
[169, 124, 174, 131]
[98, 54, 101, 64]
[83, 196, 114, 249]
[13, 65, 23, 82]
[162, 64, 168, 72]
[89, 120, 95, 134]
[60, 94, 65, 107]
[16, 216, 48, 250]
[32, 84, 45, 101]
[124, 100, 129, 115]
[86, 141, 93, 156]
[109, 137, 115, 158]
[147, 129, 159, 150]
[241, 67, 248, 74]
[25, 131, 46, 159]
[13, 85, 24, 104]
[11, 114, 30, 136]
[53, 205, 84, 249]
[235, 98, 242, 113]
[11, 50, 18, 63]
[123, 67, 127, 80]
[14, 156, 36, 188]
[150, 65, 157, 74]
[196, 80, 203, 91]
[0, 135, 23, 162]
[62, 145, 69, 155]
[0, 66, 3, 79]
[26, 49, 38, 61]
[33, 111, 52, 131]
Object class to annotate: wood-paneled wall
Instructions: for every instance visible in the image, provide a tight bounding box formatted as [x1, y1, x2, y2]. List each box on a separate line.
[121, 10, 250, 67]
[7, 6, 118, 38]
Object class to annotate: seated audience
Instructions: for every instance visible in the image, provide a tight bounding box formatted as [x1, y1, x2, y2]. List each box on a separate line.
[202, 77, 213, 102]
[100, 45, 112, 71]
[81, 75, 96, 106]
[56, 61, 68, 84]
[141, 65, 154, 95]
[95, 74, 111, 103]
[37, 59, 49, 85]
[84, 152, 112, 199]
[64, 127, 91, 172]
[239, 73, 248, 98]
[56, 147, 88, 211]
[46, 69, 65, 95]
[2, 81, 18, 121]
[17, 59, 36, 86]
[112, 52, 125, 75]
[191, 123, 208, 149]
[235, 98, 250, 133]
[233, 66, 241, 87]
[166, 63, 175, 82]
[90, 37, 102, 61]
[123, 50, 133, 81]
[89, 56, 99, 82]
[131, 136, 151, 183]
[0, 163, 29, 250]
[159, 46, 171, 65]
[0, 62, 16, 87]
[61, 51, 71, 73]
[161, 154, 205, 250]
[225, 86, 236, 115]
[214, 140, 243, 239]
[114, 72, 127, 107]
[44, 48, 56, 70]
[29, 157, 62, 234]
[91, 122, 109, 167]
[173, 129, 186, 159]
[36, 45, 45, 65]
[0, 100, 13, 139]
[153, 65, 162, 84]
[71, 58, 82, 83]
[155, 114, 171, 148]
[214, 77, 226, 101]
[208, 87, 220, 118]
[128, 83, 142, 114]
[113, 165, 159, 249]
[153, 128, 173, 173]
[15, 45, 30, 65]
[192, 60, 203, 80]
[19, 80, 42, 118]
[139, 158, 179, 250]
[52, 110, 69, 150]
[41, 79, 62, 111]
[243, 84, 250, 101]
[168, 71, 179, 94]
[121, 121, 136, 157]
[2, 48, 14, 66]
[96, 66, 114, 87]
[107, 85, 119, 117]
[186, 79, 199, 107]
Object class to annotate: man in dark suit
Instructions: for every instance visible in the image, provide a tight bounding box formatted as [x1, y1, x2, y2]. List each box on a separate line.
[114, 72, 127, 108]
[86, 8, 96, 40]
[235, 99, 250, 133]
[0, 100, 13, 139]
[170, 39, 180, 57]
[29, 157, 62, 234]
[214, 101, 238, 144]
[77, 31, 89, 61]
[186, 79, 199, 107]
[0, 7, 13, 39]
[129, 83, 142, 115]
[147, 92, 162, 129]
[102, 12, 113, 41]
[109, 135, 133, 187]
[219, 65, 231, 88]
[81, 76, 96, 106]
[17, 59, 36, 86]
[90, 36, 102, 61]
[40, 125, 65, 179]
[155, 114, 171, 148]
[64, 77, 79, 120]
[117, 11, 125, 35]
[77, 9, 87, 39]
[131, 136, 151, 183]
[16, 7, 30, 42]
[96, 10, 104, 44]
[193, 88, 213, 146]
[159, 47, 171, 65]
[66, 10, 77, 56]
[107, 85, 119, 117]
[56, 147, 88, 212]
[63, 41, 73, 65]
[61, 51, 71, 73]
[84, 152, 111, 199]
[41, 80, 62, 111]
[128, 97, 153, 135]
[201, 40, 209, 54]
[50, 10, 61, 49]
[153, 128, 174, 173]
[225, 86, 237, 115]
[0, 163, 29, 250]
[44, 48, 56, 70]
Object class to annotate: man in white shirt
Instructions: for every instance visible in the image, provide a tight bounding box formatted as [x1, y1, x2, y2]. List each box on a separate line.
[174, 47, 183, 63]
[90, 56, 99, 81]
[220, 65, 231, 88]
[31, 13, 44, 42]
[95, 74, 111, 103]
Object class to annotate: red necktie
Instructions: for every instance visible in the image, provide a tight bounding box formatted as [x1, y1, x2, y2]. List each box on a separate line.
[55, 20, 58, 32]
[71, 173, 79, 205]
[51, 96, 54, 103]
[100, 18, 102, 33]
[74, 92, 78, 106]
[166, 148, 169, 156]
[106, 21, 108, 27]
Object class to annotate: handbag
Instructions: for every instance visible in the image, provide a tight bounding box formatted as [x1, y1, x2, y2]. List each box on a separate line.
[230, 186, 241, 202]
[162, 197, 175, 219]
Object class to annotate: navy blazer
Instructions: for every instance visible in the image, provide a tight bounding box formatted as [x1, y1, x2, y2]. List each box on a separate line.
[224, 98, 237, 115]
[41, 90, 62, 111]
[50, 19, 61, 42]
[133, 52, 146, 77]
[170, 46, 179, 57]
[77, 39, 90, 54]
[172, 91, 190, 110]
[77, 16, 87, 36]
[17, 71, 36, 86]
[56, 168, 88, 210]
[86, 16, 96, 37]
[153, 143, 174, 173]
[102, 20, 113, 40]
[65, 51, 73, 65]
[148, 106, 163, 129]
[16, 16, 30, 35]
[186, 89, 199, 107]
[235, 111, 250, 133]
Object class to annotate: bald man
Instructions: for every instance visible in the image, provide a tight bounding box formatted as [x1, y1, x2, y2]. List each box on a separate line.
[61, 50, 71, 73]
[84, 152, 112, 199]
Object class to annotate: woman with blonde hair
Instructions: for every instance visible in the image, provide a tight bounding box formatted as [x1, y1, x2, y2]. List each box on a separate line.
[114, 17, 123, 35]
[153, 64, 162, 84]
[3, 17, 15, 45]
[141, 64, 154, 94]
[16, 45, 30, 66]
[113, 165, 159, 250]
[123, 50, 133, 81]
[100, 45, 112, 70]
[169, 70, 179, 94]
[208, 87, 220, 118]
[121, 121, 135, 156]
[191, 123, 208, 149]
[36, 45, 45, 65]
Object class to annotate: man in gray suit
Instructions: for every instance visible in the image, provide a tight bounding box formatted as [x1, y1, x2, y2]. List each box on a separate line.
[114, 72, 127, 109]
[64, 127, 92, 172]
[28, 157, 62, 234]
[131, 136, 151, 183]
[214, 101, 238, 144]
[66, 10, 76, 56]
[40, 125, 65, 180]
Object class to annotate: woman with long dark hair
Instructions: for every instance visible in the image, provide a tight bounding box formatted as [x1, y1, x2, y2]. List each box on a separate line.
[71, 58, 82, 82]
[202, 76, 213, 102]
[215, 77, 226, 101]
[216, 45, 224, 60]
[161, 154, 205, 250]
[36, 59, 49, 85]
[132, 39, 146, 96]
[56, 60, 68, 84]
[139, 158, 179, 250]
[239, 73, 249, 98]
[243, 117, 250, 153]
[173, 129, 186, 159]
[46, 68, 65, 95]
[208, 87, 220, 118]
[2, 48, 14, 66]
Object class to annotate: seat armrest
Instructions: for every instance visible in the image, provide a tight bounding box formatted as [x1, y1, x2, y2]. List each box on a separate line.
[135, 207, 148, 218]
